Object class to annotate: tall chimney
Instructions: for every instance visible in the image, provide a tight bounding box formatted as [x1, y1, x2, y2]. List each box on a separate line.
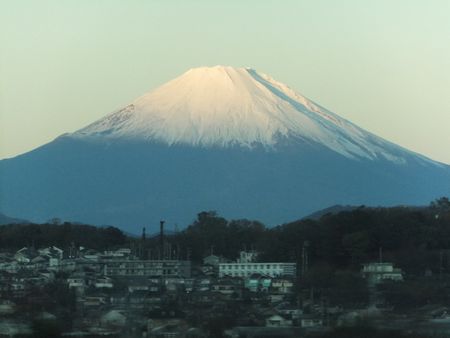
[141, 227, 146, 259]
[160, 220, 165, 259]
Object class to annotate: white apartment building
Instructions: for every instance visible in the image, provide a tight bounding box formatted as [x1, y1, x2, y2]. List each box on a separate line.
[219, 262, 296, 278]
[219, 251, 296, 278]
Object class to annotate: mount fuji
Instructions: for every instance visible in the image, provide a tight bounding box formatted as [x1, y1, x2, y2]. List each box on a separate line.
[1, 66, 449, 232]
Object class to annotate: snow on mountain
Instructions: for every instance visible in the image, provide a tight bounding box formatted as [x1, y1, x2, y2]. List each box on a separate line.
[73, 66, 422, 163]
[1, 65, 449, 232]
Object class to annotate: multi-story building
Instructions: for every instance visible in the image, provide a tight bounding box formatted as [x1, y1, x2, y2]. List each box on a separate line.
[103, 259, 191, 278]
[219, 262, 296, 278]
[219, 251, 296, 278]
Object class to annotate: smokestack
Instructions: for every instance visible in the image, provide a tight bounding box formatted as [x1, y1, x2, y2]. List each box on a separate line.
[141, 227, 146, 259]
[160, 220, 165, 259]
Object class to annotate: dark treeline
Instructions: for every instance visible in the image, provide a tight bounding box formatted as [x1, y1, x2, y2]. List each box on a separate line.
[163, 197, 450, 309]
[0, 222, 126, 251]
[167, 198, 450, 273]
[1, 197, 450, 277]
[2, 198, 450, 309]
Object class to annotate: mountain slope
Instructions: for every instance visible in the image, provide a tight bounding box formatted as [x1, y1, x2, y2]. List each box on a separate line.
[1, 66, 449, 232]
[73, 66, 434, 164]
[0, 212, 30, 225]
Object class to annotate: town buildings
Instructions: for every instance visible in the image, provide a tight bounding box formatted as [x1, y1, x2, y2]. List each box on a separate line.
[0, 246, 303, 337]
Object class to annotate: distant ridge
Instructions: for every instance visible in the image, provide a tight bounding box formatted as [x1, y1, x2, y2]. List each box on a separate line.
[0, 212, 30, 225]
[302, 205, 359, 220]
[302, 204, 431, 221]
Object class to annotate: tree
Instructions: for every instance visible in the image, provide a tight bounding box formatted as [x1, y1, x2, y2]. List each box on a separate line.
[32, 319, 62, 338]
[342, 231, 370, 265]
[431, 197, 450, 211]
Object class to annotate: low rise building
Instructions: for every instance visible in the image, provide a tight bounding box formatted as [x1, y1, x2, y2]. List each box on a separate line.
[361, 262, 403, 286]
[212, 278, 243, 296]
[276, 305, 303, 320]
[271, 278, 294, 294]
[300, 315, 324, 329]
[265, 314, 293, 327]
[14, 247, 38, 264]
[203, 255, 222, 266]
[245, 274, 272, 292]
[95, 276, 114, 289]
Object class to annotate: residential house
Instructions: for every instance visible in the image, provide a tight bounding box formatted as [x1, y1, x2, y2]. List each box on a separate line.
[14, 247, 38, 264]
[100, 310, 127, 328]
[95, 276, 113, 289]
[82, 294, 108, 307]
[245, 274, 272, 292]
[271, 278, 294, 294]
[300, 314, 324, 328]
[68, 271, 87, 295]
[203, 255, 221, 266]
[128, 279, 150, 293]
[265, 314, 293, 327]
[212, 277, 242, 296]
[195, 277, 213, 292]
[276, 304, 303, 320]
[38, 246, 63, 259]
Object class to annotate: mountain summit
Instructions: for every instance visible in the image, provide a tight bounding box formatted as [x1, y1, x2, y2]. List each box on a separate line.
[1, 66, 449, 232]
[75, 66, 425, 162]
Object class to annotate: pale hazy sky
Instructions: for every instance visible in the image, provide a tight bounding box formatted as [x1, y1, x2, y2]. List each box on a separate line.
[1, 0, 449, 163]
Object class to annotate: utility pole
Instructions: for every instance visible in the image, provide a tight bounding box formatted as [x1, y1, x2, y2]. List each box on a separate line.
[302, 241, 309, 277]
[187, 247, 191, 261]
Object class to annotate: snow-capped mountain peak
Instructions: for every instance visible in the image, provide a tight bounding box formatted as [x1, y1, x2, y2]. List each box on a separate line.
[3, 66, 449, 230]
[73, 66, 414, 162]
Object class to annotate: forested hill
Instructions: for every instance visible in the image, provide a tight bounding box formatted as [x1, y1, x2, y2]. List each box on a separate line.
[0, 222, 126, 251]
[167, 198, 450, 275]
[1, 198, 450, 277]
